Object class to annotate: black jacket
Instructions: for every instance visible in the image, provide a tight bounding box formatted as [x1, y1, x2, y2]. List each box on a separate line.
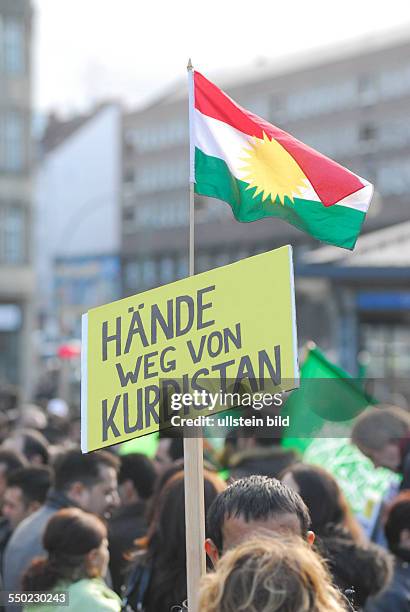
[365, 557, 410, 612]
[108, 501, 147, 594]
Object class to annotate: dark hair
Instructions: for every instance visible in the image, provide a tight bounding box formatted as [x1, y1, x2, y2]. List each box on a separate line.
[384, 491, 410, 557]
[140, 470, 226, 612]
[146, 460, 184, 525]
[0, 449, 27, 473]
[207, 475, 311, 552]
[317, 528, 392, 608]
[7, 467, 52, 506]
[22, 508, 107, 592]
[119, 453, 156, 500]
[281, 464, 362, 541]
[53, 448, 119, 492]
[17, 429, 50, 465]
[169, 437, 184, 461]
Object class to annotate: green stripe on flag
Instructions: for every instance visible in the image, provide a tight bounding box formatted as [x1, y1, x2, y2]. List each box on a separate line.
[194, 148, 366, 250]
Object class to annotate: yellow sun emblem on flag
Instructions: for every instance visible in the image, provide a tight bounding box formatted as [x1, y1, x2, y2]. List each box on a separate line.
[240, 132, 308, 205]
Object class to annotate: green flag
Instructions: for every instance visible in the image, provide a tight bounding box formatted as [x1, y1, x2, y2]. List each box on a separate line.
[282, 343, 375, 453]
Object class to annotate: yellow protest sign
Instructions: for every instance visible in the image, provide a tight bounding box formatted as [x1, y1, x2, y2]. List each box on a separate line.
[81, 246, 299, 452]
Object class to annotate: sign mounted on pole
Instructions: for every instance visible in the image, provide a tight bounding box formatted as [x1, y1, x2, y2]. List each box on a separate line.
[81, 245, 299, 453]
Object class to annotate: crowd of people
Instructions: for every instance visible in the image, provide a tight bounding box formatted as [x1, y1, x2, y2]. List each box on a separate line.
[0, 394, 408, 611]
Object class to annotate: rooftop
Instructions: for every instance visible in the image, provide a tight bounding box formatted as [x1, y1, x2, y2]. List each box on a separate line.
[135, 24, 410, 111]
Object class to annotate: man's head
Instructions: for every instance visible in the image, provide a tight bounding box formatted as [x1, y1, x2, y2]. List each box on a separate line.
[0, 449, 27, 503]
[53, 449, 120, 518]
[3, 429, 50, 465]
[205, 475, 313, 566]
[351, 406, 410, 471]
[384, 491, 410, 560]
[118, 453, 156, 505]
[3, 466, 51, 530]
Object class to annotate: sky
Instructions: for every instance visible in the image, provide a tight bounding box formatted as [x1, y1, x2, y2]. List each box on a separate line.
[33, 0, 410, 117]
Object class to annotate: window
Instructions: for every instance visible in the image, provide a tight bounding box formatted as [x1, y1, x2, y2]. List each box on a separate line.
[159, 257, 175, 284]
[196, 253, 212, 273]
[286, 80, 356, 119]
[124, 261, 141, 290]
[1, 112, 24, 171]
[358, 74, 378, 106]
[176, 255, 188, 279]
[0, 204, 26, 264]
[4, 19, 24, 75]
[141, 259, 157, 288]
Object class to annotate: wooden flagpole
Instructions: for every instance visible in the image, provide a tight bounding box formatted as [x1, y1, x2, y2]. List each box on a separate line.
[184, 58, 206, 612]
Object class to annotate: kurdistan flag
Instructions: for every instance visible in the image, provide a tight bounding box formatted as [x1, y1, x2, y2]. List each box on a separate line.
[192, 71, 373, 250]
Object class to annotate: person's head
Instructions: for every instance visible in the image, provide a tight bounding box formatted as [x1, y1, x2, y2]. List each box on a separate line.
[154, 435, 184, 474]
[22, 508, 109, 592]
[199, 535, 346, 612]
[281, 463, 362, 541]
[140, 470, 226, 612]
[3, 429, 50, 465]
[234, 405, 284, 452]
[317, 529, 392, 608]
[17, 404, 48, 431]
[0, 449, 27, 502]
[118, 453, 156, 505]
[205, 475, 313, 566]
[351, 406, 410, 471]
[53, 449, 120, 518]
[384, 491, 410, 561]
[3, 466, 52, 530]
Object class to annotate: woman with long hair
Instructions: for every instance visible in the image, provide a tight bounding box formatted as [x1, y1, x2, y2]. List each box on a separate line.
[281, 463, 363, 541]
[22, 508, 121, 611]
[123, 469, 226, 612]
[199, 534, 347, 612]
[281, 463, 392, 609]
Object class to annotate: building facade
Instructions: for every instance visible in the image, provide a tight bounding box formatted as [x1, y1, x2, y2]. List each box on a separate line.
[121, 30, 410, 378]
[0, 0, 33, 396]
[35, 103, 122, 348]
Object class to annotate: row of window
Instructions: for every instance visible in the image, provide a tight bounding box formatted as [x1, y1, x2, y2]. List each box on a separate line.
[127, 119, 187, 153]
[249, 65, 410, 121]
[128, 118, 410, 195]
[300, 117, 410, 159]
[127, 63, 410, 151]
[124, 255, 188, 290]
[123, 246, 267, 292]
[0, 16, 25, 76]
[362, 324, 410, 378]
[0, 203, 27, 264]
[136, 159, 187, 191]
[123, 196, 233, 230]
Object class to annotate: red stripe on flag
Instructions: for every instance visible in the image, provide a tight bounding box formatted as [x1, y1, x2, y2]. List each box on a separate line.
[194, 71, 364, 207]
